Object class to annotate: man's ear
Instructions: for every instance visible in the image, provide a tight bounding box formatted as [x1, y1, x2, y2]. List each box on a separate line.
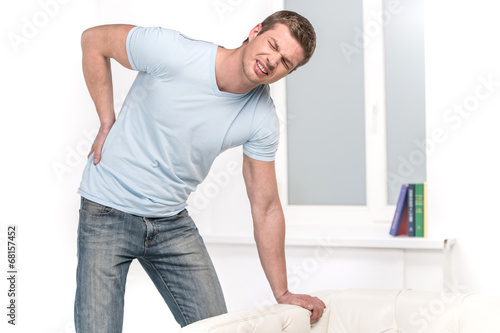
[248, 23, 263, 41]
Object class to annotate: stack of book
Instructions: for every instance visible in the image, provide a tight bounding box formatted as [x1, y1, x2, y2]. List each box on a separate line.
[389, 183, 427, 237]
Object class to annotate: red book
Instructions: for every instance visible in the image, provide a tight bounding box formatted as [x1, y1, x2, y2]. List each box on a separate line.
[397, 202, 409, 236]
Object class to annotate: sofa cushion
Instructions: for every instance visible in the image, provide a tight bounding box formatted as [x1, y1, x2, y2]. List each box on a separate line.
[313, 289, 500, 333]
[395, 289, 465, 332]
[312, 289, 401, 333]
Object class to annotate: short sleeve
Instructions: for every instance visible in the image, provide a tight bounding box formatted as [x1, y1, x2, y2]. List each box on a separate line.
[243, 107, 280, 162]
[126, 26, 180, 77]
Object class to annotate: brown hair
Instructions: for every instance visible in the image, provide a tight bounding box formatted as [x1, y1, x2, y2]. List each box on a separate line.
[244, 10, 316, 69]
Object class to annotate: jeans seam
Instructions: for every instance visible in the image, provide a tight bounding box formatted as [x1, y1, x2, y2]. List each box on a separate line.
[142, 258, 189, 326]
[142, 217, 149, 257]
[81, 197, 115, 216]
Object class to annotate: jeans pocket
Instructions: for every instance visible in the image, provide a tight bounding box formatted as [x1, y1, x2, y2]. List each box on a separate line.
[80, 197, 115, 216]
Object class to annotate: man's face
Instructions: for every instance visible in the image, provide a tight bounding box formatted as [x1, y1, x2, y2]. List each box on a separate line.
[242, 23, 305, 85]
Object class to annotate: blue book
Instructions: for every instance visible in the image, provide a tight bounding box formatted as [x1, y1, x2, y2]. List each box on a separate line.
[407, 184, 415, 237]
[390, 184, 409, 236]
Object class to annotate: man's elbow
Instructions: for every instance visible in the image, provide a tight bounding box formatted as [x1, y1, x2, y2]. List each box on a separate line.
[81, 27, 97, 52]
[81, 26, 109, 53]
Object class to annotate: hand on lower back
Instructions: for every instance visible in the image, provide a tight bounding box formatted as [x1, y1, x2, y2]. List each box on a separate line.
[88, 124, 113, 164]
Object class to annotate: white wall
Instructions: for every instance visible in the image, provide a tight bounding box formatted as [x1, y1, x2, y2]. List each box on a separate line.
[2, 1, 499, 333]
[424, 0, 500, 295]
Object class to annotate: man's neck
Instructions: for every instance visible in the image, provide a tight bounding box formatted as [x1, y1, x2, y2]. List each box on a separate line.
[215, 46, 258, 94]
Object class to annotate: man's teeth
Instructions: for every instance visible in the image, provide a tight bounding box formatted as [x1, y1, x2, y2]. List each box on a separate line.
[257, 62, 268, 74]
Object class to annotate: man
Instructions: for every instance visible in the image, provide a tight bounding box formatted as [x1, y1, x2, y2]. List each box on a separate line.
[76, 10, 325, 333]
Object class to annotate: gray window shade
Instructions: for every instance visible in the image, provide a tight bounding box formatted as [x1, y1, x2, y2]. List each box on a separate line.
[385, 0, 426, 204]
[286, 0, 367, 205]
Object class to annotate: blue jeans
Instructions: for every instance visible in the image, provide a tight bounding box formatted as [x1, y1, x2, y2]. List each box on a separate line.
[74, 197, 227, 333]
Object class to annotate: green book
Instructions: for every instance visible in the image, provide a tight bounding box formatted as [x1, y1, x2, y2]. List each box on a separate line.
[414, 183, 424, 237]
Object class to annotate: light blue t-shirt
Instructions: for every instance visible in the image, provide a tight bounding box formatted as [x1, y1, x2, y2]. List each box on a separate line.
[77, 27, 280, 217]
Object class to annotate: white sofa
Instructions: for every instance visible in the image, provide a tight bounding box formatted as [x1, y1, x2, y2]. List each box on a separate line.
[180, 289, 500, 332]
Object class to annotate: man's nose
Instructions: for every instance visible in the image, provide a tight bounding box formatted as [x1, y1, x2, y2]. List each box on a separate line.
[267, 52, 281, 68]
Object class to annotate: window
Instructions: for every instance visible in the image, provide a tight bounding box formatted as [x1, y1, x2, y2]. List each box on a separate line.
[274, 0, 426, 226]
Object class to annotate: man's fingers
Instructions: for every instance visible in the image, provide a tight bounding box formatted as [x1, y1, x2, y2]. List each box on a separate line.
[278, 293, 326, 324]
[89, 136, 105, 164]
[89, 141, 103, 165]
[88, 126, 113, 165]
[310, 306, 323, 323]
[93, 147, 102, 164]
[308, 297, 325, 324]
[93, 154, 100, 165]
[292, 296, 324, 323]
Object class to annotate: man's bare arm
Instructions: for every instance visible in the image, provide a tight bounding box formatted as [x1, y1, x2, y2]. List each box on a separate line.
[242, 153, 325, 323]
[81, 24, 135, 164]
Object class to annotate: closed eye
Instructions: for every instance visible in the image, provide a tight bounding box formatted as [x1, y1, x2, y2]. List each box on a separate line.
[268, 40, 291, 70]
[282, 58, 291, 70]
[268, 40, 278, 51]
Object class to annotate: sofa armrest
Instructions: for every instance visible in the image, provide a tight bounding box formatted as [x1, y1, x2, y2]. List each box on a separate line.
[180, 304, 311, 333]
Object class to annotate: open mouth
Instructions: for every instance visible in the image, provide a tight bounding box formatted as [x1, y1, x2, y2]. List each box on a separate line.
[256, 60, 268, 75]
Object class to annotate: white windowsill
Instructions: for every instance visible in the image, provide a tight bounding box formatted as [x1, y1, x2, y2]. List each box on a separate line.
[203, 225, 455, 251]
